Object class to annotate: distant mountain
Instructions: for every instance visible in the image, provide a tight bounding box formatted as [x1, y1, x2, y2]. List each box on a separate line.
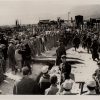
[70, 5, 100, 20]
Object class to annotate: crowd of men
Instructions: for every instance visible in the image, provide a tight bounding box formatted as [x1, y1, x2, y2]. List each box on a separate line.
[0, 23, 100, 95]
[55, 28, 100, 95]
[73, 29, 100, 61]
[0, 29, 60, 74]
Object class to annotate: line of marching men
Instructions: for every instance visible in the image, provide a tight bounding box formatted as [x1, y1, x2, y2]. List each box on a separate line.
[0, 29, 61, 94]
[53, 29, 100, 95]
[55, 40, 99, 95]
[0, 30, 60, 75]
[72, 30, 100, 61]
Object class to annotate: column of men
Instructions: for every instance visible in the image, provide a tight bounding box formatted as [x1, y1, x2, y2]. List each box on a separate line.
[55, 28, 100, 95]
[0, 29, 60, 75]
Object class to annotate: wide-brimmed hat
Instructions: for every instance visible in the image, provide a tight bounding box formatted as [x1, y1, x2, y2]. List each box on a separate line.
[63, 79, 73, 90]
[86, 80, 96, 87]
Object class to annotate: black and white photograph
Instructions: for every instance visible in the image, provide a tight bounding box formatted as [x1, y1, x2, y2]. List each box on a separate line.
[0, 0, 100, 96]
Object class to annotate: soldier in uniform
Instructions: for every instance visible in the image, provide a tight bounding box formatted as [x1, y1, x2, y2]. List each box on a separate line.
[82, 34, 87, 49]
[91, 39, 99, 61]
[0, 45, 5, 83]
[36, 36, 41, 56]
[59, 55, 72, 83]
[33, 36, 38, 56]
[56, 42, 66, 66]
[86, 35, 92, 53]
[8, 40, 16, 73]
[24, 44, 32, 74]
[0, 35, 8, 73]
[73, 35, 80, 51]
[28, 37, 35, 58]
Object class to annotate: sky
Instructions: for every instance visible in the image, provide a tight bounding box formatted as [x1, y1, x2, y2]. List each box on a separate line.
[0, 0, 100, 25]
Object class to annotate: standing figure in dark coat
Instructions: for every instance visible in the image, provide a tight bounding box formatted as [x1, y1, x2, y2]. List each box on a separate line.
[59, 55, 72, 84]
[13, 67, 39, 95]
[8, 41, 16, 73]
[56, 42, 66, 66]
[0, 35, 8, 73]
[0, 35, 8, 60]
[0, 45, 5, 83]
[24, 44, 32, 74]
[17, 43, 32, 74]
[91, 39, 99, 61]
[82, 34, 87, 49]
[86, 36, 92, 53]
[73, 35, 80, 51]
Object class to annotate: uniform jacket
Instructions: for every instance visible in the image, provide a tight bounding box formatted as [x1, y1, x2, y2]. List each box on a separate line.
[39, 74, 51, 94]
[13, 77, 39, 95]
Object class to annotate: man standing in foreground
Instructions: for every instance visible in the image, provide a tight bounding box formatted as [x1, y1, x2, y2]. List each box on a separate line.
[56, 42, 66, 66]
[59, 55, 72, 84]
[13, 67, 39, 95]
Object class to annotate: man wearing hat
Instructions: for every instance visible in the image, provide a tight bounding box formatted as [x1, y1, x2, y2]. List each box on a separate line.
[84, 80, 96, 95]
[8, 40, 16, 73]
[92, 60, 100, 94]
[59, 55, 71, 83]
[13, 67, 39, 95]
[56, 42, 66, 65]
[39, 65, 51, 94]
[58, 79, 75, 95]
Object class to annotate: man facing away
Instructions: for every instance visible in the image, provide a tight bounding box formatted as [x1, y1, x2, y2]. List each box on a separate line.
[13, 67, 39, 95]
[45, 75, 59, 95]
[39, 65, 51, 95]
